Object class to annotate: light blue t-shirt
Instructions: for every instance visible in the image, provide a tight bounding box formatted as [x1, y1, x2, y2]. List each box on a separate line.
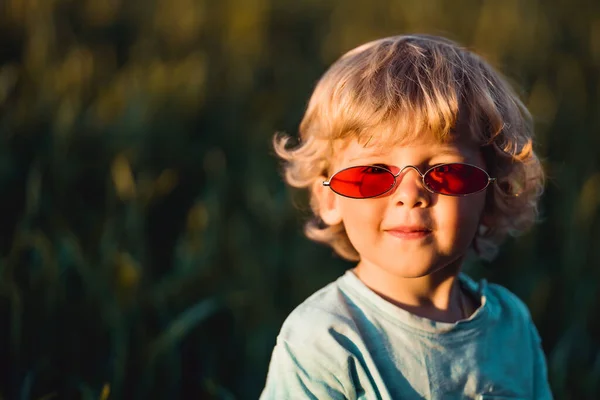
[261, 270, 552, 399]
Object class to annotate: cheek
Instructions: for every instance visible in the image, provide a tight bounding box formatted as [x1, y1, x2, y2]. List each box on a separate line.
[339, 201, 384, 240]
[437, 195, 486, 241]
[463, 201, 486, 245]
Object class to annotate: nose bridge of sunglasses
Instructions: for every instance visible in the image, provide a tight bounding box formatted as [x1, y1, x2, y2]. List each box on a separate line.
[392, 166, 428, 192]
[397, 165, 425, 179]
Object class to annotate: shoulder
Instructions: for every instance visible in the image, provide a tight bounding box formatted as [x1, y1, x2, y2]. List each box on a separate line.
[263, 275, 361, 396]
[485, 281, 533, 322]
[461, 273, 533, 323]
[278, 275, 358, 347]
[461, 273, 536, 330]
[480, 282, 552, 398]
[261, 277, 356, 399]
[479, 281, 542, 342]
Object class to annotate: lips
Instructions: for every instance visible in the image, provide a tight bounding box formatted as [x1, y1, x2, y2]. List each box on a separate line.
[385, 226, 432, 239]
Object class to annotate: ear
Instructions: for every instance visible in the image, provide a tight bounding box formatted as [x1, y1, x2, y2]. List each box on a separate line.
[312, 177, 343, 225]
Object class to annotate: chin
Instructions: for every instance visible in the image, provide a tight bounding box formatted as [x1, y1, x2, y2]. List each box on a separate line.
[387, 264, 440, 279]
[384, 256, 459, 279]
[399, 270, 439, 279]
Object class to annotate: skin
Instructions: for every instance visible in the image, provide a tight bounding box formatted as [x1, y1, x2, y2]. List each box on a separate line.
[314, 135, 488, 323]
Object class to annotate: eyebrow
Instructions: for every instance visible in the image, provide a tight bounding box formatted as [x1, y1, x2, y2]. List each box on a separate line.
[429, 149, 466, 158]
[348, 153, 385, 163]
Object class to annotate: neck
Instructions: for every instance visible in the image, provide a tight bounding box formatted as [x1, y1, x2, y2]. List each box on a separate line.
[354, 257, 467, 323]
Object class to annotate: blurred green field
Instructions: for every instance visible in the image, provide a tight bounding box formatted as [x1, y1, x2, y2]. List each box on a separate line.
[0, 0, 599, 398]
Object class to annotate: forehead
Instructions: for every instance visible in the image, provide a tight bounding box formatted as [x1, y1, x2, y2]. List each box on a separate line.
[333, 133, 481, 164]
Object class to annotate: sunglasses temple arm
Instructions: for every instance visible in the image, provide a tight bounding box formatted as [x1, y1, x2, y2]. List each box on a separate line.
[324, 177, 365, 187]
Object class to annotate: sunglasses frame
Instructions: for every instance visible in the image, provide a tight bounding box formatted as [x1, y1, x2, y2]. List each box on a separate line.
[322, 162, 496, 199]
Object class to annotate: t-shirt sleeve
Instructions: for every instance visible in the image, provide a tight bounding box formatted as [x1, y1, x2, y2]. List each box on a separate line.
[530, 322, 553, 399]
[260, 337, 348, 400]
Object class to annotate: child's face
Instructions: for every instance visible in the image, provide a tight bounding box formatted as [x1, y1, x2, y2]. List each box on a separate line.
[320, 134, 487, 278]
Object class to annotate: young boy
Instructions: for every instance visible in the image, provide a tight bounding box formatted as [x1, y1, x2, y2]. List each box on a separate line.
[261, 34, 552, 399]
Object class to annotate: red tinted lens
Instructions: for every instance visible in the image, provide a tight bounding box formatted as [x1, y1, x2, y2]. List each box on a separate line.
[424, 164, 489, 195]
[329, 166, 395, 198]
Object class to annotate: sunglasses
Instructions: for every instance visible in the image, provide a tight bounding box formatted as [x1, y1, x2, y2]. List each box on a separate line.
[323, 163, 496, 199]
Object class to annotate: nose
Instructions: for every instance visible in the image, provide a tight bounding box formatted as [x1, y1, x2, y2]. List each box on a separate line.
[392, 166, 429, 208]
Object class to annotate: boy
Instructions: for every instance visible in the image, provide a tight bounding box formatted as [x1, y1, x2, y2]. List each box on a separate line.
[261, 34, 552, 399]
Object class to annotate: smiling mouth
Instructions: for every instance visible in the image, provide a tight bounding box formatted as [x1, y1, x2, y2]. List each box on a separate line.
[385, 229, 432, 239]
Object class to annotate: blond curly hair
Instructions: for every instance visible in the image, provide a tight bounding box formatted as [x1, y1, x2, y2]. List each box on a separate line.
[274, 34, 544, 261]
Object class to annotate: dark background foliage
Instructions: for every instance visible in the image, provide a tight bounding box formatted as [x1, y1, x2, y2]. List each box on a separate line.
[0, 0, 598, 399]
